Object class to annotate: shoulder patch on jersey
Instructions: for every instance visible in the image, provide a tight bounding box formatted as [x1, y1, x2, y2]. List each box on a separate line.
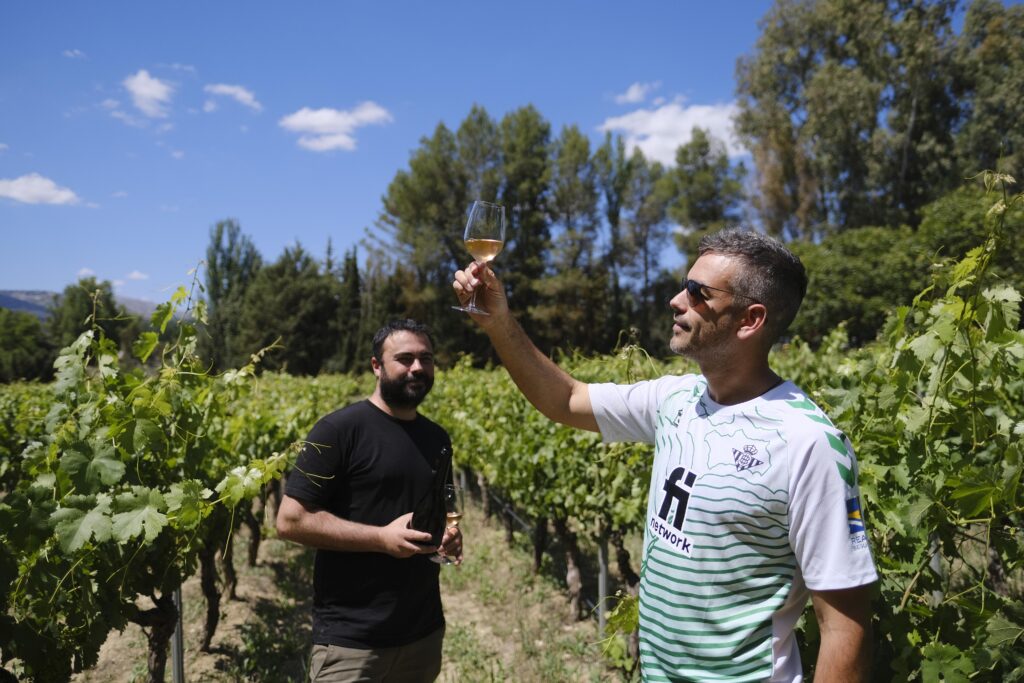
[846, 496, 870, 550]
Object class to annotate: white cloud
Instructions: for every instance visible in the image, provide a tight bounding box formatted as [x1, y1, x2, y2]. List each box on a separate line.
[78, 267, 95, 277]
[112, 190, 128, 198]
[0, 173, 80, 205]
[127, 270, 149, 281]
[63, 49, 87, 60]
[599, 99, 745, 165]
[112, 279, 125, 288]
[170, 150, 184, 160]
[159, 63, 197, 74]
[279, 101, 393, 152]
[614, 81, 661, 105]
[203, 100, 218, 113]
[204, 83, 262, 112]
[123, 69, 174, 118]
[0, 143, 7, 152]
[110, 109, 145, 127]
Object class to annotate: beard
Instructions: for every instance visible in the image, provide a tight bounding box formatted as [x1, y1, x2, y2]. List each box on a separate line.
[669, 319, 733, 367]
[379, 369, 434, 409]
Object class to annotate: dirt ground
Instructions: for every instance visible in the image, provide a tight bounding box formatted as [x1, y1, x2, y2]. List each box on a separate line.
[71, 502, 627, 682]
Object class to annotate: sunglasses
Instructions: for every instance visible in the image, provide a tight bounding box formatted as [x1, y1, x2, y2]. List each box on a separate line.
[680, 278, 759, 305]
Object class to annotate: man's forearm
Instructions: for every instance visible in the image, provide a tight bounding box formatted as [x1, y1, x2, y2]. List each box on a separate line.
[814, 629, 870, 683]
[480, 311, 598, 432]
[811, 586, 873, 682]
[277, 501, 382, 552]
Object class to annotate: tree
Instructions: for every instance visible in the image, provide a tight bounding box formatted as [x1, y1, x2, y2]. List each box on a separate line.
[325, 247, 363, 373]
[916, 183, 1024, 293]
[499, 105, 553, 330]
[47, 277, 129, 351]
[735, 0, 961, 236]
[235, 244, 339, 375]
[531, 125, 606, 353]
[623, 149, 674, 350]
[0, 310, 54, 382]
[954, 0, 1024, 176]
[201, 219, 263, 370]
[664, 128, 747, 260]
[595, 133, 639, 345]
[871, 0, 960, 224]
[785, 181, 1024, 348]
[353, 258, 421, 365]
[458, 105, 503, 203]
[788, 225, 927, 346]
[375, 119, 479, 361]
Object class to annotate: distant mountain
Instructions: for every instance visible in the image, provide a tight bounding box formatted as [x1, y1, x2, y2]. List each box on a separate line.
[0, 291, 53, 319]
[118, 296, 162, 319]
[0, 290, 161, 321]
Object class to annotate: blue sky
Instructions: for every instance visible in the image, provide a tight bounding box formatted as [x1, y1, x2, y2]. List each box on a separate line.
[1, 2, 773, 302]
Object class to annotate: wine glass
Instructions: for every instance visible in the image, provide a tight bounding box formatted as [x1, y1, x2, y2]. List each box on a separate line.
[431, 484, 464, 565]
[452, 200, 506, 315]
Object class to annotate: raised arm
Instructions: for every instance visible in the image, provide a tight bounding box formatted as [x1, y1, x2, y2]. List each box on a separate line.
[276, 494, 435, 558]
[453, 262, 598, 432]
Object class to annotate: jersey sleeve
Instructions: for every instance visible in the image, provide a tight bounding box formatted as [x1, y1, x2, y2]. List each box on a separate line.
[590, 378, 671, 444]
[284, 416, 347, 508]
[787, 429, 878, 591]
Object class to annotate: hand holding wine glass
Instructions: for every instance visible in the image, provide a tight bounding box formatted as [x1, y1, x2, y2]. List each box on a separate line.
[452, 200, 505, 315]
[431, 484, 464, 565]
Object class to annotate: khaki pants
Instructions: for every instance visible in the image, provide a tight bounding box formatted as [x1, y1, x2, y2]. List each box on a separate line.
[309, 626, 444, 682]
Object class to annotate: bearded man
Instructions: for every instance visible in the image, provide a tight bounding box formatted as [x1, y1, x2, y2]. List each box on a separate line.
[277, 319, 460, 682]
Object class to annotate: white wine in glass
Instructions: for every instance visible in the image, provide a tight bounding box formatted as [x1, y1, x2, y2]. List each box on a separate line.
[445, 510, 464, 528]
[453, 200, 506, 315]
[431, 484, 464, 565]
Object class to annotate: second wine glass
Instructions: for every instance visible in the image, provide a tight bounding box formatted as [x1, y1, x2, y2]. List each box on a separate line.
[452, 200, 505, 315]
[431, 484, 464, 565]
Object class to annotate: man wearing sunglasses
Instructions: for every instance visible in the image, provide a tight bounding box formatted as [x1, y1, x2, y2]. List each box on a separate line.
[453, 228, 877, 682]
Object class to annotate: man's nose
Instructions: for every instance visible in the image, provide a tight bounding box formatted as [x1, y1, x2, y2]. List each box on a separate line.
[669, 290, 687, 312]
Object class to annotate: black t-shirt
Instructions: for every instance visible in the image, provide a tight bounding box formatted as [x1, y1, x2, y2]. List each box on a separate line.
[284, 399, 452, 648]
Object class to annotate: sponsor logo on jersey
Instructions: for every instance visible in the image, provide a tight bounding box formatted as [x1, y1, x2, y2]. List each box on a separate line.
[652, 466, 697, 555]
[732, 444, 764, 472]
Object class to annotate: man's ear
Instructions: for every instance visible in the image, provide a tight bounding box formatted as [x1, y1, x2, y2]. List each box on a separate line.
[370, 356, 382, 377]
[735, 303, 768, 341]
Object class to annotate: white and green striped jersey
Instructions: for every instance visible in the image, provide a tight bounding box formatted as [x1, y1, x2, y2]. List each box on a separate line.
[590, 375, 877, 682]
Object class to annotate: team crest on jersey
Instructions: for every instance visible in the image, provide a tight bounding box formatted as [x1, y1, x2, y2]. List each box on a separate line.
[650, 466, 697, 555]
[733, 445, 763, 472]
[846, 496, 869, 550]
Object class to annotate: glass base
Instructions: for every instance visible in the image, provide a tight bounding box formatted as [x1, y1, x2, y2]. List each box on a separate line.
[451, 304, 489, 316]
[430, 553, 456, 565]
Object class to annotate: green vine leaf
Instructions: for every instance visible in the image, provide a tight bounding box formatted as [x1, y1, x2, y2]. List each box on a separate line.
[132, 332, 160, 363]
[131, 418, 164, 454]
[949, 477, 999, 518]
[986, 613, 1024, 649]
[165, 480, 212, 529]
[51, 494, 113, 552]
[59, 440, 125, 493]
[921, 642, 972, 683]
[112, 487, 168, 543]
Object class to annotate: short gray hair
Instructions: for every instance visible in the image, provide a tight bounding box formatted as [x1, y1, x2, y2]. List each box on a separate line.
[698, 229, 807, 344]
